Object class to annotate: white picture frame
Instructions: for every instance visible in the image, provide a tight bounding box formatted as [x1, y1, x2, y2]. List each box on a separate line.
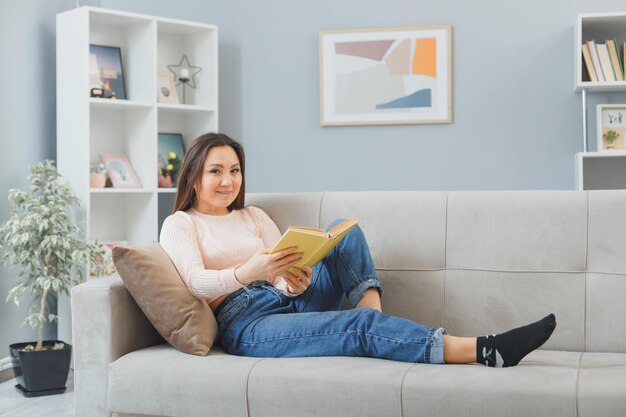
[319, 25, 452, 126]
[597, 104, 626, 152]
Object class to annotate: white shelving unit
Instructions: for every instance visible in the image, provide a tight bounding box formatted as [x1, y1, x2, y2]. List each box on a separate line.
[56, 6, 218, 343]
[574, 12, 626, 190]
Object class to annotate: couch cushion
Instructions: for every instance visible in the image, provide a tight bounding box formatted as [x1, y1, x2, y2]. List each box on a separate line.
[578, 352, 626, 417]
[247, 356, 413, 417]
[587, 190, 626, 274]
[109, 347, 596, 417]
[112, 242, 217, 356]
[246, 192, 324, 233]
[585, 272, 626, 353]
[444, 270, 585, 351]
[108, 344, 261, 417]
[320, 191, 448, 270]
[447, 191, 587, 272]
[402, 350, 580, 417]
[378, 270, 445, 329]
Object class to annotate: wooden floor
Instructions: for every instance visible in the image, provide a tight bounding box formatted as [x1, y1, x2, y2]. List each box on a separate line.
[0, 371, 73, 416]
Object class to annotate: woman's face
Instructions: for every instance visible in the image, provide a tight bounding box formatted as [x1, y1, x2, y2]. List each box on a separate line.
[193, 145, 242, 215]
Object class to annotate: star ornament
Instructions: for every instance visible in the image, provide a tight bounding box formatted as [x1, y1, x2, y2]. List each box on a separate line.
[167, 55, 202, 88]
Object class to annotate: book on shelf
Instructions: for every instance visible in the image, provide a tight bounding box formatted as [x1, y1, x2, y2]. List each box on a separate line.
[586, 40, 606, 82]
[582, 43, 598, 82]
[597, 42, 617, 81]
[606, 39, 624, 81]
[269, 219, 358, 269]
[622, 42, 626, 80]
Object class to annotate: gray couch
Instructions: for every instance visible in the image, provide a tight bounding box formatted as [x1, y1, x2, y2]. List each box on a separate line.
[71, 191, 626, 417]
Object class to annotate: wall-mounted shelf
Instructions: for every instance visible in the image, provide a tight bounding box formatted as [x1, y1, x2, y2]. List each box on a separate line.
[574, 12, 626, 189]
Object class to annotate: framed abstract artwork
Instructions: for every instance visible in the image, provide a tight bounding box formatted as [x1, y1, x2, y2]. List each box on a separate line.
[319, 26, 452, 126]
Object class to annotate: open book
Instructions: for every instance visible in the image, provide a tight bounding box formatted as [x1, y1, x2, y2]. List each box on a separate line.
[269, 219, 358, 269]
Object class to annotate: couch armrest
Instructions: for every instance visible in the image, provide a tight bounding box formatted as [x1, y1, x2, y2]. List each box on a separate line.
[71, 276, 163, 417]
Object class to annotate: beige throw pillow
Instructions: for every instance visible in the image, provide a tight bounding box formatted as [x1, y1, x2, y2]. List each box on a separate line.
[112, 242, 217, 356]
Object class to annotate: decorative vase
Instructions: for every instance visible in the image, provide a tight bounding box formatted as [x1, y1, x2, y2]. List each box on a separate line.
[90, 172, 106, 188]
[158, 175, 172, 188]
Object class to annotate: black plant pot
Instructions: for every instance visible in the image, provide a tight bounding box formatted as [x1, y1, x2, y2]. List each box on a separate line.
[9, 340, 72, 397]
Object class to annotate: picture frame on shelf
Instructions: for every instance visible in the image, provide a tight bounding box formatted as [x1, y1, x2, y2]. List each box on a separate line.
[157, 72, 179, 104]
[90, 240, 128, 277]
[89, 44, 127, 100]
[99, 153, 142, 188]
[597, 104, 626, 151]
[319, 25, 452, 126]
[158, 133, 185, 188]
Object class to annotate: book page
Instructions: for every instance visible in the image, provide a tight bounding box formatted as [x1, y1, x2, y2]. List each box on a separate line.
[328, 219, 358, 238]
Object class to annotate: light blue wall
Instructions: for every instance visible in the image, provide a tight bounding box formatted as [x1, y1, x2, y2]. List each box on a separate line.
[215, 0, 626, 192]
[0, 0, 78, 355]
[2, 0, 626, 354]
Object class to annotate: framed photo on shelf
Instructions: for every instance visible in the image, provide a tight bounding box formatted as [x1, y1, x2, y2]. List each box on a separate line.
[99, 153, 142, 188]
[158, 133, 185, 187]
[157, 72, 179, 104]
[89, 44, 126, 100]
[90, 240, 128, 277]
[319, 25, 452, 126]
[597, 104, 626, 151]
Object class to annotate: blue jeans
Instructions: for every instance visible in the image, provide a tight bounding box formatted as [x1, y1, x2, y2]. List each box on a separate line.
[215, 220, 447, 364]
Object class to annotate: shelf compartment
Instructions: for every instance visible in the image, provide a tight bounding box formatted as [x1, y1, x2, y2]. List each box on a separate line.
[157, 21, 217, 108]
[90, 104, 157, 190]
[89, 8, 156, 103]
[576, 152, 626, 190]
[575, 12, 626, 91]
[89, 192, 157, 244]
[158, 192, 177, 238]
[158, 107, 217, 149]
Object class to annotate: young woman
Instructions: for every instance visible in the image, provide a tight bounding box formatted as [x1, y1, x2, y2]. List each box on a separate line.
[159, 133, 556, 367]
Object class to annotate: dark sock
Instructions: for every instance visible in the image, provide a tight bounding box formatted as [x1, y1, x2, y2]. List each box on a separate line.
[476, 314, 556, 368]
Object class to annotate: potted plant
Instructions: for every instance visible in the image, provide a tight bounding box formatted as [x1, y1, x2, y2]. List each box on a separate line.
[158, 151, 182, 188]
[603, 129, 620, 150]
[0, 160, 106, 397]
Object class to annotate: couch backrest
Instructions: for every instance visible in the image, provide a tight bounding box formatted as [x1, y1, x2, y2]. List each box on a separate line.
[246, 191, 626, 353]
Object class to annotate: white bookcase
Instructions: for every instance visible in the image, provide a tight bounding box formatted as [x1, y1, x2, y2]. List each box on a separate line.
[56, 6, 218, 342]
[574, 12, 626, 190]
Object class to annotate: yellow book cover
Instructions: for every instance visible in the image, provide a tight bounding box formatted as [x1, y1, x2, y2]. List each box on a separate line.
[269, 219, 358, 269]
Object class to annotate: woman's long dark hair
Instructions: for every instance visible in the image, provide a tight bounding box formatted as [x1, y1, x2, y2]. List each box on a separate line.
[172, 133, 246, 213]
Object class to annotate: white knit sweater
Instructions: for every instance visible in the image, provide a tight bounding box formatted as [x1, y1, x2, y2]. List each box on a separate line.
[159, 206, 297, 304]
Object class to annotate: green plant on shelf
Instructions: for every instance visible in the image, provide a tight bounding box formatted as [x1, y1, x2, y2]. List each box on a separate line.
[160, 152, 182, 179]
[603, 130, 620, 148]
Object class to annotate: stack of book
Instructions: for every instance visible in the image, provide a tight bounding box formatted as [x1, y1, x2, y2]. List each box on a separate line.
[582, 40, 625, 82]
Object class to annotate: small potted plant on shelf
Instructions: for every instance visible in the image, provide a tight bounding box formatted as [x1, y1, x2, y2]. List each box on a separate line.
[158, 152, 182, 188]
[603, 130, 620, 150]
[0, 160, 107, 397]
